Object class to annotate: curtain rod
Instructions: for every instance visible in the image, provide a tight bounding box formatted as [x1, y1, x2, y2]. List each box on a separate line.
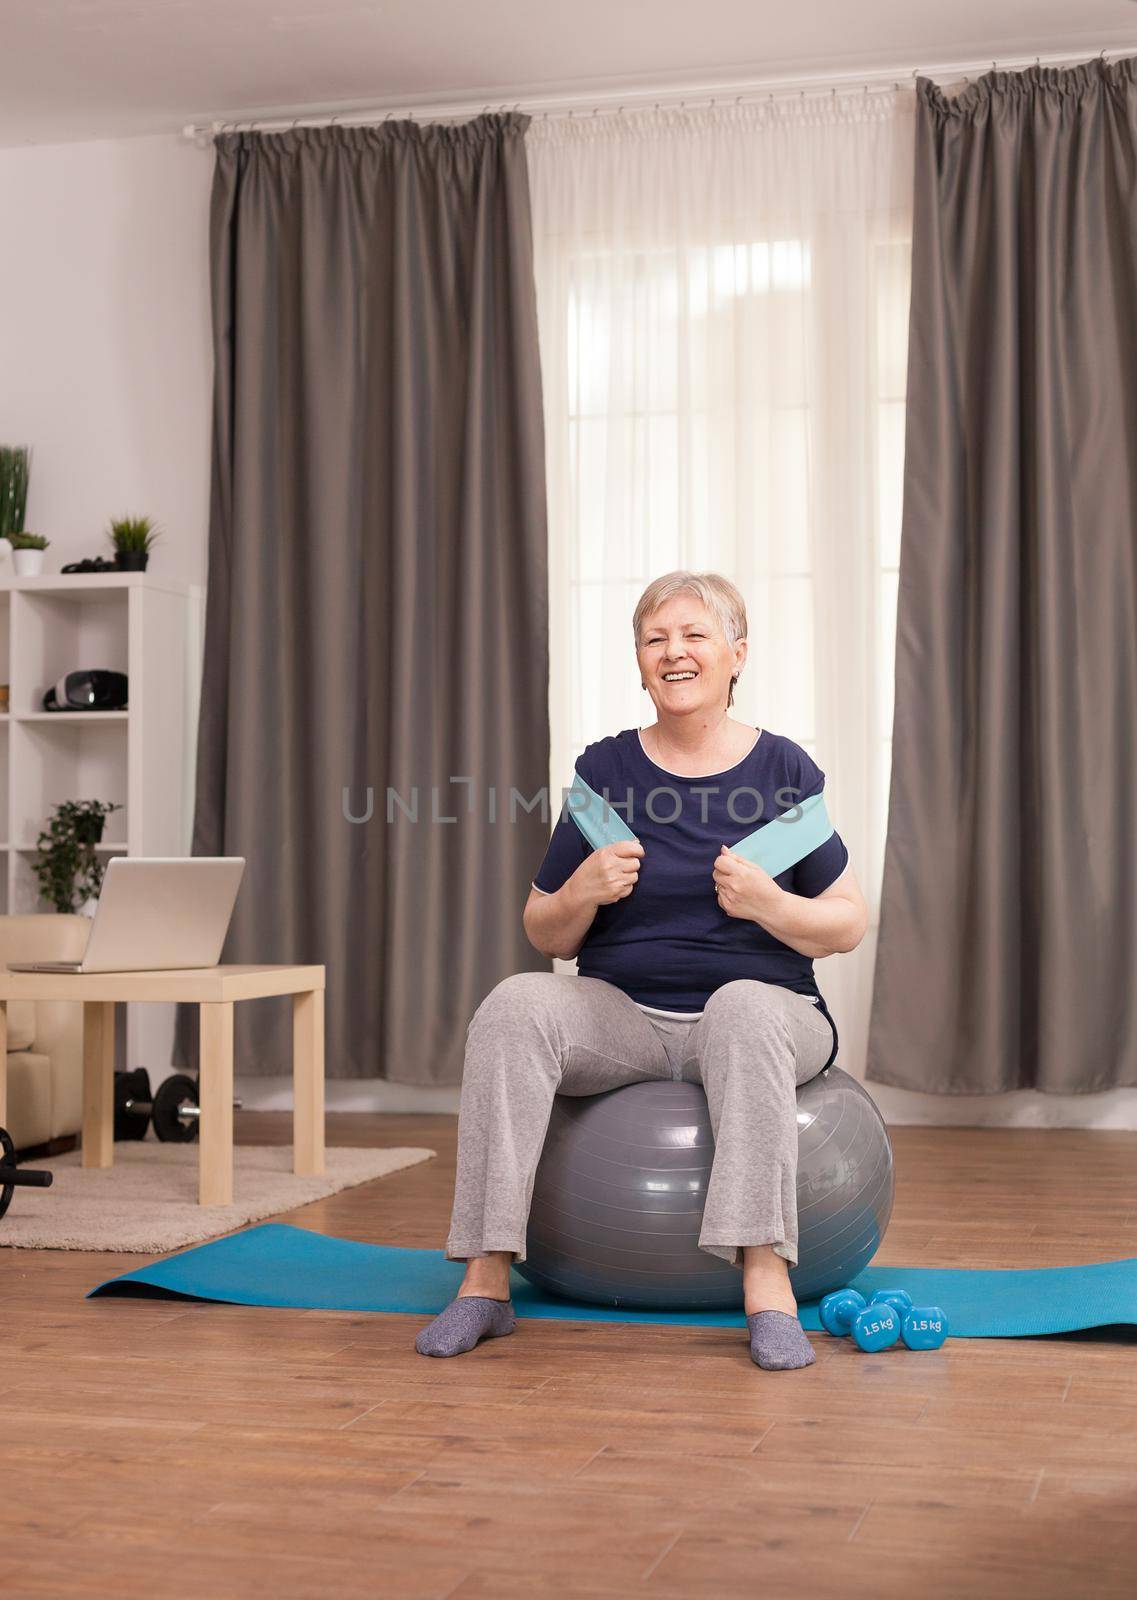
[181, 45, 1128, 145]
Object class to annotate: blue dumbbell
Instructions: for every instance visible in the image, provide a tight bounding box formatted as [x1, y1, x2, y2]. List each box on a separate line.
[819, 1288, 867, 1335]
[901, 1306, 949, 1350]
[820, 1285, 909, 1337]
[851, 1301, 903, 1352]
[868, 1288, 914, 1319]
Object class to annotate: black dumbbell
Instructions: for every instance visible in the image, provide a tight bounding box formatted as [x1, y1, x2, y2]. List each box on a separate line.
[151, 1074, 205, 1142]
[115, 1071, 243, 1143]
[0, 1127, 53, 1220]
[115, 1068, 153, 1139]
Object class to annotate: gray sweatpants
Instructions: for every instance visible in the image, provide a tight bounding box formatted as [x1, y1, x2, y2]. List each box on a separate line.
[444, 972, 834, 1271]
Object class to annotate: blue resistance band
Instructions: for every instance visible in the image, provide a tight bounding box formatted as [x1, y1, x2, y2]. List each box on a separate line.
[563, 769, 834, 877]
[728, 790, 833, 878]
[564, 770, 639, 849]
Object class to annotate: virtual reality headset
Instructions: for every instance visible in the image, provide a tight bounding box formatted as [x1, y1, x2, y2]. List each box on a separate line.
[42, 670, 129, 713]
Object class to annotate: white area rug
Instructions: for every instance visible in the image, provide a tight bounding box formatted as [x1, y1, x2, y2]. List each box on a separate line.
[0, 1142, 436, 1253]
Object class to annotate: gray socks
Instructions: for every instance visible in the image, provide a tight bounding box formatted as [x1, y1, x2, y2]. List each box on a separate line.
[414, 1298, 813, 1368]
[746, 1309, 817, 1370]
[415, 1294, 516, 1357]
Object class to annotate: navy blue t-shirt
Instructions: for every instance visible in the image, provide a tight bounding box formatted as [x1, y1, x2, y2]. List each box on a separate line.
[531, 726, 848, 1067]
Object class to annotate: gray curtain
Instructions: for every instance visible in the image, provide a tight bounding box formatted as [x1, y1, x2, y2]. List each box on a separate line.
[175, 115, 550, 1086]
[866, 58, 1137, 1095]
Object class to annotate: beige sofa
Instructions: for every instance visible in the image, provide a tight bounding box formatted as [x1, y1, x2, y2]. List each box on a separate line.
[1, 914, 90, 1151]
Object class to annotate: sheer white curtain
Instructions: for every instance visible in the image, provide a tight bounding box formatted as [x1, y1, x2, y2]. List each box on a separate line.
[526, 92, 916, 1081]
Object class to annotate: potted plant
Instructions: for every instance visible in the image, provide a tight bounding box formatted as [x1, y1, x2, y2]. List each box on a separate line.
[108, 514, 162, 572]
[0, 443, 32, 565]
[32, 799, 123, 914]
[10, 531, 49, 576]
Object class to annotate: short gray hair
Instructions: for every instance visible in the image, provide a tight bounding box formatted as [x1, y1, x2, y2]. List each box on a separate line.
[633, 571, 748, 708]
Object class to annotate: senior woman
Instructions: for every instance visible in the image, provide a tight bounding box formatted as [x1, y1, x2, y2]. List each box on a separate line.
[416, 570, 868, 1371]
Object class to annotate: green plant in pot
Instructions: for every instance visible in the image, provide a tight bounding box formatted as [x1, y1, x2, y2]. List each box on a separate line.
[108, 514, 161, 572]
[10, 530, 50, 576]
[0, 443, 33, 565]
[32, 799, 123, 914]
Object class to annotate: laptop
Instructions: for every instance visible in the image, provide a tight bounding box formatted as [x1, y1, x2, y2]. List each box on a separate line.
[8, 857, 246, 974]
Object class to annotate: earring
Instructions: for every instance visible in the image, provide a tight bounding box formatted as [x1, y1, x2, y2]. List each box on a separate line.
[641, 682, 646, 690]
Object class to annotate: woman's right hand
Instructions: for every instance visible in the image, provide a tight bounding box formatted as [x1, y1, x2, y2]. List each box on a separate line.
[573, 839, 645, 906]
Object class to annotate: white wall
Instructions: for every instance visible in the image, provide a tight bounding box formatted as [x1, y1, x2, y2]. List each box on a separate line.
[2, 129, 1133, 1127]
[0, 136, 213, 586]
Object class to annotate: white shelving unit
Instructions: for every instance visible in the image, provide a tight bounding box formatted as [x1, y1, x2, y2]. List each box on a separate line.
[0, 572, 204, 1071]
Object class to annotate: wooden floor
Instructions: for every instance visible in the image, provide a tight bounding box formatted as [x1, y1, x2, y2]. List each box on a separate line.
[3, 1114, 1137, 1600]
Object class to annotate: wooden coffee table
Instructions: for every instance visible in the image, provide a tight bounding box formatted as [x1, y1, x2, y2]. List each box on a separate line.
[0, 965, 325, 1206]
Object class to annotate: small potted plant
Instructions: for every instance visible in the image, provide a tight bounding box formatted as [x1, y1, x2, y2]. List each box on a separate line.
[108, 513, 162, 572]
[32, 799, 123, 914]
[0, 443, 33, 565]
[10, 531, 49, 576]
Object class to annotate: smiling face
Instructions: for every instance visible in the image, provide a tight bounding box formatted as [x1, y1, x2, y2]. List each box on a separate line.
[637, 593, 747, 719]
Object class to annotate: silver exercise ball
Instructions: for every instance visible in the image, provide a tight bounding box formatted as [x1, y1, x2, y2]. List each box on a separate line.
[515, 1067, 894, 1310]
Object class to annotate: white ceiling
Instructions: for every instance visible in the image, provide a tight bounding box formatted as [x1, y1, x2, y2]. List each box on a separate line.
[3, 0, 1137, 147]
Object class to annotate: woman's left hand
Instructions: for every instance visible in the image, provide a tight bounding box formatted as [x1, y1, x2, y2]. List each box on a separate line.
[712, 844, 783, 923]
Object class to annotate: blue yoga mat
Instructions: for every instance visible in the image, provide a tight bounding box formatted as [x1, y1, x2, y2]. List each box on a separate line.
[88, 1222, 1137, 1339]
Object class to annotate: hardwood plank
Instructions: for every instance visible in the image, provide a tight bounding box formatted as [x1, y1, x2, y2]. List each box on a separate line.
[757, 1413, 1137, 1472]
[193, 1492, 677, 1589]
[571, 1447, 1038, 1511]
[1063, 1373, 1137, 1408]
[851, 1502, 1137, 1597]
[513, 1371, 931, 1422]
[348, 1396, 775, 1456]
[1032, 1467, 1137, 1520]
[6, 1533, 466, 1600]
